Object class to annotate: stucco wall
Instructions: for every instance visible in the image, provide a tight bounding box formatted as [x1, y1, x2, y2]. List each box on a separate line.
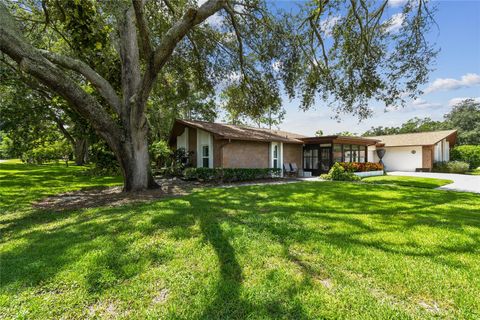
[221, 140, 269, 168]
[382, 146, 423, 171]
[283, 143, 302, 167]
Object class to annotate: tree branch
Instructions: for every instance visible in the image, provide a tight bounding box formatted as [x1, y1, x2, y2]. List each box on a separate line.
[0, 4, 122, 149]
[118, 5, 142, 121]
[39, 50, 122, 115]
[140, 0, 226, 106]
[224, 1, 246, 79]
[132, 0, 152, 59]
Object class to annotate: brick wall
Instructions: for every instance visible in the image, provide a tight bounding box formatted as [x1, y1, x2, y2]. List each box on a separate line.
[283, 143, 302, 167]
[221, 140, 270, 168]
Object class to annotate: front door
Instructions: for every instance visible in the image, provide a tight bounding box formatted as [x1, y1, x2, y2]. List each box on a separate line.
[303, 145, 332, 175]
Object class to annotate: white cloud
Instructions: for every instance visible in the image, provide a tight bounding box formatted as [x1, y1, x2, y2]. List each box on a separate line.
[385, 98, 441, 112]
[448, 97, 480, 107]
[386, 13, 405, 33]
[388, 0, 408, 7]
[205, 12, 223, 27]
[320, 16, 341, 36]
[271, 60, 282, 72]
[425, 73, 480, 93]
[410, 98, 441, 109]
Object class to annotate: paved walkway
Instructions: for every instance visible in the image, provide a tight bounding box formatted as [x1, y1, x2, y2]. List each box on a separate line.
[388, 171, 480, 193]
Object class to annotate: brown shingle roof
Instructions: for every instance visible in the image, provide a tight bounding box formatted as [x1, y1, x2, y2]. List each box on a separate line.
[176, 119, 306, 143]
[369, 130, 457, 147]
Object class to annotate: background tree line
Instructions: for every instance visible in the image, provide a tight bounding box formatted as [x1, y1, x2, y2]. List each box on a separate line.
[363, 99, 480, 146]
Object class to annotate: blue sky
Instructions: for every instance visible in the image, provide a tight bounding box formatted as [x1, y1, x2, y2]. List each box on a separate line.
[276, 0, 480, 136]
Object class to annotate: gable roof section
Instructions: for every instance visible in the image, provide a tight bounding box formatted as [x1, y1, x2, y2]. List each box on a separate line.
[174, 119, 306, 144]
[369, 130, 457, 147]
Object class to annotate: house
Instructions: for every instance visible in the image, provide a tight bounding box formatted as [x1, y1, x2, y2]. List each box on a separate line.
[169, 119, 379, 175]
[367, 130, 457, 172]
[169, 119, 457, 175]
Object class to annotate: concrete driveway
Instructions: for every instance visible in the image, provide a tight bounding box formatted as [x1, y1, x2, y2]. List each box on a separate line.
[388, 171, 480, 193]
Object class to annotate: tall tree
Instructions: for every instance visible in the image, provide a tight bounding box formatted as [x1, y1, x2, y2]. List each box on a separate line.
[363, 117, 447, 136]
[444, 99, 480, 145]
[0, 0, 436, 191]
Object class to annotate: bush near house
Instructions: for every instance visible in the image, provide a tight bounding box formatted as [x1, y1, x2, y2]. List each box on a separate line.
[183, 167, 282, 182]
[321, 162, 361, 181]
[432, 161, 470, 174]
[451, 145, 480, 169]
[338, 162, 383, 172]
[21, 140, 71, 165]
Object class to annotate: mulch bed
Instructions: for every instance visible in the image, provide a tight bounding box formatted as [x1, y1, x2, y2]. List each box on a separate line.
[33, 177, 291, 212]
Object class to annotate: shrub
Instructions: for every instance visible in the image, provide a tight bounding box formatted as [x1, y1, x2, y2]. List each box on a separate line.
[337, 162, 383, 172]
[433, 161, 470, 174]
[451, 145, 480, 169]
[150, 140, 173, 169]
[21, 140, 71, 165]
[183, 167, 282, 182]
[87, 142, 120, 176]
[321, 162, 361, 181]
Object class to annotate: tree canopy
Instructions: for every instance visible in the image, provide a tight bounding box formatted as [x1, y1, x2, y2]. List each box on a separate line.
[0, 0, 437, 191]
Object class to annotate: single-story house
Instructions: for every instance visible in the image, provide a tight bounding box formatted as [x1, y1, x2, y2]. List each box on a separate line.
[367, 130, 457, 172]
[168, 119, 457, 175]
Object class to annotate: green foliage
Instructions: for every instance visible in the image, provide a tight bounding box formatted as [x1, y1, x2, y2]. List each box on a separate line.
[183, 167, 282, 182]
[433, 161, 470, 174]
[363, 117, 448, 136]
[336, 131, 358, 137]
[321, 162, 361, 181]
[315, 129, 323, 137]
[0, 132, 14, 159]
[87, 141, 120, 175]
[451, 145, 480, 169]
[444, 99, 480, 145]
[21, 140, 71, 164]
[150, 140, 173, 169]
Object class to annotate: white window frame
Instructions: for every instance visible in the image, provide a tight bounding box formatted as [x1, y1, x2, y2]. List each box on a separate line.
[196, 129, 213, 168]
[270, 142, 283, 177]
[201, 144, 210, 168]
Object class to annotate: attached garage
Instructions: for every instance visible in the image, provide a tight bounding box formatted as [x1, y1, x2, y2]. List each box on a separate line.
[368, 130, 457, 172]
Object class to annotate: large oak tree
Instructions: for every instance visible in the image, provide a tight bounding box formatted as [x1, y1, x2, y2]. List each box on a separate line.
[0, 0, 436, 191]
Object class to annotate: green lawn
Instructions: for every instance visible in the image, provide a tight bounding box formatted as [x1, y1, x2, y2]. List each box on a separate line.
[467, 168, 480, 176]
[362, 175, 453, 189]
[1, 161, 480, 319]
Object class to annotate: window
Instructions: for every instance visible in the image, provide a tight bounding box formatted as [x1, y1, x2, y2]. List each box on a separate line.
[359, 146, 366, 162]
[202, 145, 209, 168]
[352, 145, 359, 162]
[343, 145, 352, 162]
[303, 148, 319, 170]
[333, 144, 342, 163]
[273, 145, 279, 168]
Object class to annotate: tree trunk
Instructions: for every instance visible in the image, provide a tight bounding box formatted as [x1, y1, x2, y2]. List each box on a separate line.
[74, 138, 88, 166]
[115, 125, 158, 192]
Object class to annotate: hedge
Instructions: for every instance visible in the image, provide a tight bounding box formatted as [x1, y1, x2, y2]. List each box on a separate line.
[337, 162, 383, 172]
[183, 167, 282, 182]
[451, 145, 480, 169]
[432, 161, 470, 174]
